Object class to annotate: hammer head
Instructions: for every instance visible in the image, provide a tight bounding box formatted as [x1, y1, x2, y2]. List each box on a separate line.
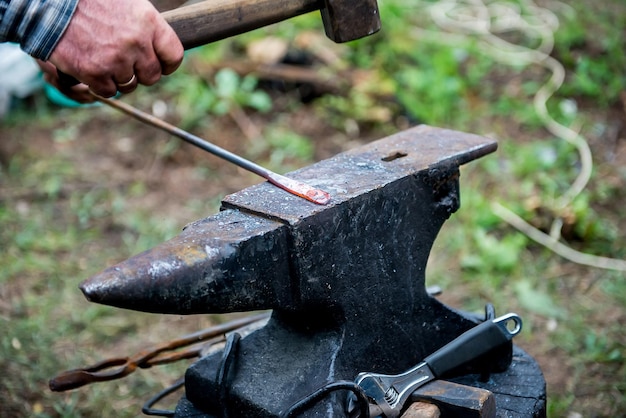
[321, 0, 381, 42]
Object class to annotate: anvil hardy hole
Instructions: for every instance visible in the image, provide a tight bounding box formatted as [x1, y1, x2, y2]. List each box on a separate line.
[381, 151, 408, 162]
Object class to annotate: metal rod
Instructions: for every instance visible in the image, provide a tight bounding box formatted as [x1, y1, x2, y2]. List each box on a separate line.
[91, 92, 331, 205]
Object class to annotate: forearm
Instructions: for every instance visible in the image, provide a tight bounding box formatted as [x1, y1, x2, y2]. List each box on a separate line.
[0, 0, 78, 60]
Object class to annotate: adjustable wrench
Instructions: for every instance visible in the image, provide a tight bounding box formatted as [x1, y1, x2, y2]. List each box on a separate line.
[350, 313, 522, 418]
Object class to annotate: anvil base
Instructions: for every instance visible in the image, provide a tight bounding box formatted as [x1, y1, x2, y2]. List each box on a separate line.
[173, 346, 545, 417]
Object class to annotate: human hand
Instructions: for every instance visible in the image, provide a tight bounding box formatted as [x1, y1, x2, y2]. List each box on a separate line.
[48, 0, 184, 98]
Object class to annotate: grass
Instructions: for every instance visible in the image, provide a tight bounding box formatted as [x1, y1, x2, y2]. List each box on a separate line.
[1, 0, 625, 416]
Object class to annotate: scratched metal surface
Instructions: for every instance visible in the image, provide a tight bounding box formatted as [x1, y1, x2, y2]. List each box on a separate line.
[81, 126, 496, 314]
[80, 209, 291, 313]
[221, 124, 497, 223]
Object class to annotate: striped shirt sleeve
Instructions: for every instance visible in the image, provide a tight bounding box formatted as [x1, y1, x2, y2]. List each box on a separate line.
[0, 0, 79, 60]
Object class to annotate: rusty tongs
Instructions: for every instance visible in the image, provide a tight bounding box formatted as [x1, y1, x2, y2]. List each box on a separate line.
[49, 313, 270, 392]
[348, 313, 522, 418]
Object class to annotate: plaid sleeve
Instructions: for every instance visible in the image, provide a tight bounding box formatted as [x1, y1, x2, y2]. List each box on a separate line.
[0, 0, 79, 60]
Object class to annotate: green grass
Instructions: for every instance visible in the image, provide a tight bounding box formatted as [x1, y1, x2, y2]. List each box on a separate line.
[2, 0, 626, 416]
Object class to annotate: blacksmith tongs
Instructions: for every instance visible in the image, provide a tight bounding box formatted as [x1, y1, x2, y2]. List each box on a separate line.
[349, 313, 522, 418]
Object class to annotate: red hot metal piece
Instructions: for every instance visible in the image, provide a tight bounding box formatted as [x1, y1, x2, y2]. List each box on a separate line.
[266, 173, 331, 205]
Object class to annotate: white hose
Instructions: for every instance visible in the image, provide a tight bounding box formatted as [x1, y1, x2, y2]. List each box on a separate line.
[407, 0, 625, 271]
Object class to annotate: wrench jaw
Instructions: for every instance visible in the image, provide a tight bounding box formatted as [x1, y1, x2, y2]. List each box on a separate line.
[352, 374, 396, 417]
[351, 363, 435, 418]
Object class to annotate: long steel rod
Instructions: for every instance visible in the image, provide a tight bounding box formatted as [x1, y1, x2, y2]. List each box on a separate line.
[92, 92, 330, 205]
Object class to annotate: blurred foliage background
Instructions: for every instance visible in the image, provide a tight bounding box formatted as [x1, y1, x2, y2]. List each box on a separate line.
[1, 0, 625, 416]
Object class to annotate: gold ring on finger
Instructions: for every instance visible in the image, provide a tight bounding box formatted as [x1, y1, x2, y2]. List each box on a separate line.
[117, 74, 136, 88]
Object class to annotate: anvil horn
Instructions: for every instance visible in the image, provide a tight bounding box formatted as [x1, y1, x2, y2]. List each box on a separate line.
[80, 210, 290, 314]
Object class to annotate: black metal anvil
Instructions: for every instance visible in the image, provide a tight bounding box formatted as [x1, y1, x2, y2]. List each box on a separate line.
[81, 125, 510, 417]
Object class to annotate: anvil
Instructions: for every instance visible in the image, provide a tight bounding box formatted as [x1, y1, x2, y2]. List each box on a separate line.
[80, 125, 511, 417]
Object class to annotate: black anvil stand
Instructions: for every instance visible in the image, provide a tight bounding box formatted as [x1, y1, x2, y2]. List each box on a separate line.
[79, 126, 546, 417]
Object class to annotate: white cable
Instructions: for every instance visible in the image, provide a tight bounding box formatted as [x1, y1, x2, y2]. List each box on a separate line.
[492, 202, 626, 271]
[409, 0, 625, 270]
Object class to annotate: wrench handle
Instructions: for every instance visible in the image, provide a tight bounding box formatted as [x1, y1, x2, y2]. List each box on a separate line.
[424, 313, 522, 378]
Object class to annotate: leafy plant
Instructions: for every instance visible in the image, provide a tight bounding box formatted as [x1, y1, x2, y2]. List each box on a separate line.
[164, 67, 272, 129]
[211, 68, 273, 115]
[253, 128, 315, 172]
[459, 228, 529, 276]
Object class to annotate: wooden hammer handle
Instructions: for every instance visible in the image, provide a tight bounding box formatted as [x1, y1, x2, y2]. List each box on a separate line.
[56, 0, 319, 87]
[162, 0, 323, 49]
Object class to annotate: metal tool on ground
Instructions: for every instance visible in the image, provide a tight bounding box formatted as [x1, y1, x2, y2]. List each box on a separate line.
[91, 93, 330, 205]
[348, 313, 522, 418]
[49, 313, 270, 392]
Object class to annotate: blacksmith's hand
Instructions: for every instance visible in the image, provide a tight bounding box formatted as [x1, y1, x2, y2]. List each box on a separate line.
[46, 0, 183, 100]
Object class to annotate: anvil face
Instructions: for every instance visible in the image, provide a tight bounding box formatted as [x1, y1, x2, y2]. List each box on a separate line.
[79, 125, 507, 417]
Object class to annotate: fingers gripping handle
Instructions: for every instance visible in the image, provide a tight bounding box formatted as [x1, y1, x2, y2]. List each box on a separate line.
[425, 313, 522, 378]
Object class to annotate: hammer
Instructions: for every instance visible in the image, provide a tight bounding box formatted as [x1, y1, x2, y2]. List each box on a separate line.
[162, 0, 381, 48]
[60, 0, 379, 86]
